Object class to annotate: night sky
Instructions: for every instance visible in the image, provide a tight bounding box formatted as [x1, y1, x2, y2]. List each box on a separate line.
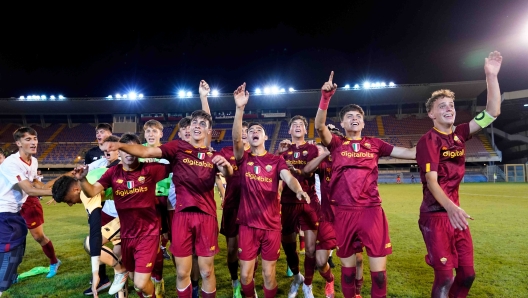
[1, 1, 527, 98]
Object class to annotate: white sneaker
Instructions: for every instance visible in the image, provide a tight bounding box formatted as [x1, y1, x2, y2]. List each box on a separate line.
[109, 271, 129, 295]
[302, 283, 315, 298]
[287, 273, 305, 298]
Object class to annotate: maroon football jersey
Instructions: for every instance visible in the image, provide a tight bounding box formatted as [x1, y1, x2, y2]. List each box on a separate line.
[280, 142, 320, 206]
[219, 146, 249, 210]
[237, 151, 289, 231]
[316, 157, 335, 222]
[327, 135, 394, 207]
[160, 140, 219, 216]
[416, 123, 471, 213]
[97, 163, 170, 238]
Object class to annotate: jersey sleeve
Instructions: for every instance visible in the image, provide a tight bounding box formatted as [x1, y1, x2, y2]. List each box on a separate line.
[307, 145, 319, 162]
[455, 123, 471, 142]
[376, 138, 395, 157]
[159, 140, 180, 164]
[326, 134, 342, 153]
[277, 156, 289, 172]
[96, 166, 115, 189]
[3, 160, 28, 185]
[416, 134, 441, 173]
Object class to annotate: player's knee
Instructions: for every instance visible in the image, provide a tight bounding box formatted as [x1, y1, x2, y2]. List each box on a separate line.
[83, 236, 91, 255]
[461, 273, 475, 288]
[305, 247, 316, 258]
[227, 246, 238, 261]
[261, 267, 274, 283]
[356, 256, 363, 268]
[240, 271, 252, 284]
[199, 265, 214, 280]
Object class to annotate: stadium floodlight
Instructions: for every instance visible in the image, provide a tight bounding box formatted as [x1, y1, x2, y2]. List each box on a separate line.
[263, 87, 271, 94]
[389, 82, 395, 87]
[50, 95, 56, 100]
[40, 95, 46, 100]
[178, 90, 185, 98]
[186, 91, 192, 97]
[19, 96, 24, 99]
[106, 95, 113, 99]
[255, 88, 262, 94]
[271, 86, 279, 94]
[280, 88, 286, 93]
[353, 84, 360, 89]
[123, 94, 128, 99]
[524, 104, 528, 107]
[381, 82, 386, 87]
[373, 82, 380, 88]
[116, 93, 121, 98]
[58, 95, 65, 99]
[138, 93, 144, 99]
[344, 84, 350, 89]
[211, 90, 219, 96]
[288, 87, 295, 92]
[363, 82, 371, 89]
[128, 92, 137, 100]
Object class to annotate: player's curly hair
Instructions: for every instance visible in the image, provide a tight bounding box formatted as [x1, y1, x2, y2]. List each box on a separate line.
[191, 110, 213, 128]
[52, 175, 77, 203]
[425, 89, 455, 113]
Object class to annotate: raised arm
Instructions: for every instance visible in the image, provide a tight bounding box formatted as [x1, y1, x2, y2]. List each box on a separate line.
[199, 80, 213, 146]
[280, 169, 310, 204]
[390, 146, 416, 160]
[102, 141, 162, 159]
[315, 71, 337, 146]
[232, 83, 250, 160]
[469, 51, 502, 135]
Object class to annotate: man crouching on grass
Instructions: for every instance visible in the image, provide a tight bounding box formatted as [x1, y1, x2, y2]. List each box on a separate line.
[73, 133, 171, 298]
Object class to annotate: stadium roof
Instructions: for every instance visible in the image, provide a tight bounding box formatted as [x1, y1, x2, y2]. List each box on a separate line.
[0, 80, 486, 115]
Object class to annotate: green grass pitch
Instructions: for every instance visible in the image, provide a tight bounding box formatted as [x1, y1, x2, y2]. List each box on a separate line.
[3, 183, 528, 297]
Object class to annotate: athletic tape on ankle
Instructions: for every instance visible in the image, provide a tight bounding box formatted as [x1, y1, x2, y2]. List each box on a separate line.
[473, 110, 496, 128]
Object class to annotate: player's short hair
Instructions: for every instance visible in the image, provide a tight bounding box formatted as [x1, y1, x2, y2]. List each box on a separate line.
[247, 122, 266, 135]
[242, 121, 249, 128]
[289, 115, 308, 129]
[96, 123, 113, 133]
[339, 104, 365, 121]
[191, 110, 213, 128]
[178, 117, 192, 129]
[102, 135, 120, 143]
[51, 175, 77, 203]
[425, 89, 455, 113]
[143, 119, 163, 131]
[13, 127, 37, 141]
[119, 133, 140, 144]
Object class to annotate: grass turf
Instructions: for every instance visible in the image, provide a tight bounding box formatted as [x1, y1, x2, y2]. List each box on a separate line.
[3, 183, 528, 297]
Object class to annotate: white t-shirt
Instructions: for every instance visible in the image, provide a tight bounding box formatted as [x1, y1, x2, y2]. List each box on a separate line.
[315, 173, 322, 205]
[87, 157, 120, 217]
[0, 152, 38, 212]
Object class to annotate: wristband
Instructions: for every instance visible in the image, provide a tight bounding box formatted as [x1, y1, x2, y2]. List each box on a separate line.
[319, 89, 336, 110]
[473, 110, 496, 128]
[91, 256, 101, 273]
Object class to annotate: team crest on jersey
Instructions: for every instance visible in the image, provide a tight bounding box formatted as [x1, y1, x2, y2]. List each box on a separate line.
[185, 150, 192, 154]
[197, 152, 205, 160]
[352, 143, 360, 152]
[343, 141, 350, 145]
[247, 162, 254, 166]
[294, 152, 300, 158]
[116, 179, 123, 184]
[138, 176, 145, 184]
[364, 142, 371, 149]
[254, 166, 261, 174]
[126, 181, 134, 189]
[440, 257, 447, 265]
[454, 135, 460, 143]
[302, 150, 308, 156]
[207, 152, 213, 157]
[230, 156, 235, 160]
[265, 165, 272, 172]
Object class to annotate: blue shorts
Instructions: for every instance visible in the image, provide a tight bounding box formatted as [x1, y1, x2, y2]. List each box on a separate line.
[0, 241, 26, 291]
[0, 212, 28, 253]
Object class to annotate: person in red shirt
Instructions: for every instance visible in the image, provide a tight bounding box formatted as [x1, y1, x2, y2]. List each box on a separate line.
[276, 115, 320, 298]
[218, 121, 250, 297]
[315, 72, 416, 298]
[102, 111, 233, 298]
[232, 83, 309, 298]
[74, 133, 171, 298]
[416, 51, 502, 298]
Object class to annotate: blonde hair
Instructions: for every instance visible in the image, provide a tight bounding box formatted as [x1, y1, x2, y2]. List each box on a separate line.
[143, 120, 163, 131]
[425, 89, 455, 113]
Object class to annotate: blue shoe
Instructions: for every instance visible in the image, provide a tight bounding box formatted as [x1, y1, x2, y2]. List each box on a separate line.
[286, 266, 293, 277]
[46, 259, 62, 278]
